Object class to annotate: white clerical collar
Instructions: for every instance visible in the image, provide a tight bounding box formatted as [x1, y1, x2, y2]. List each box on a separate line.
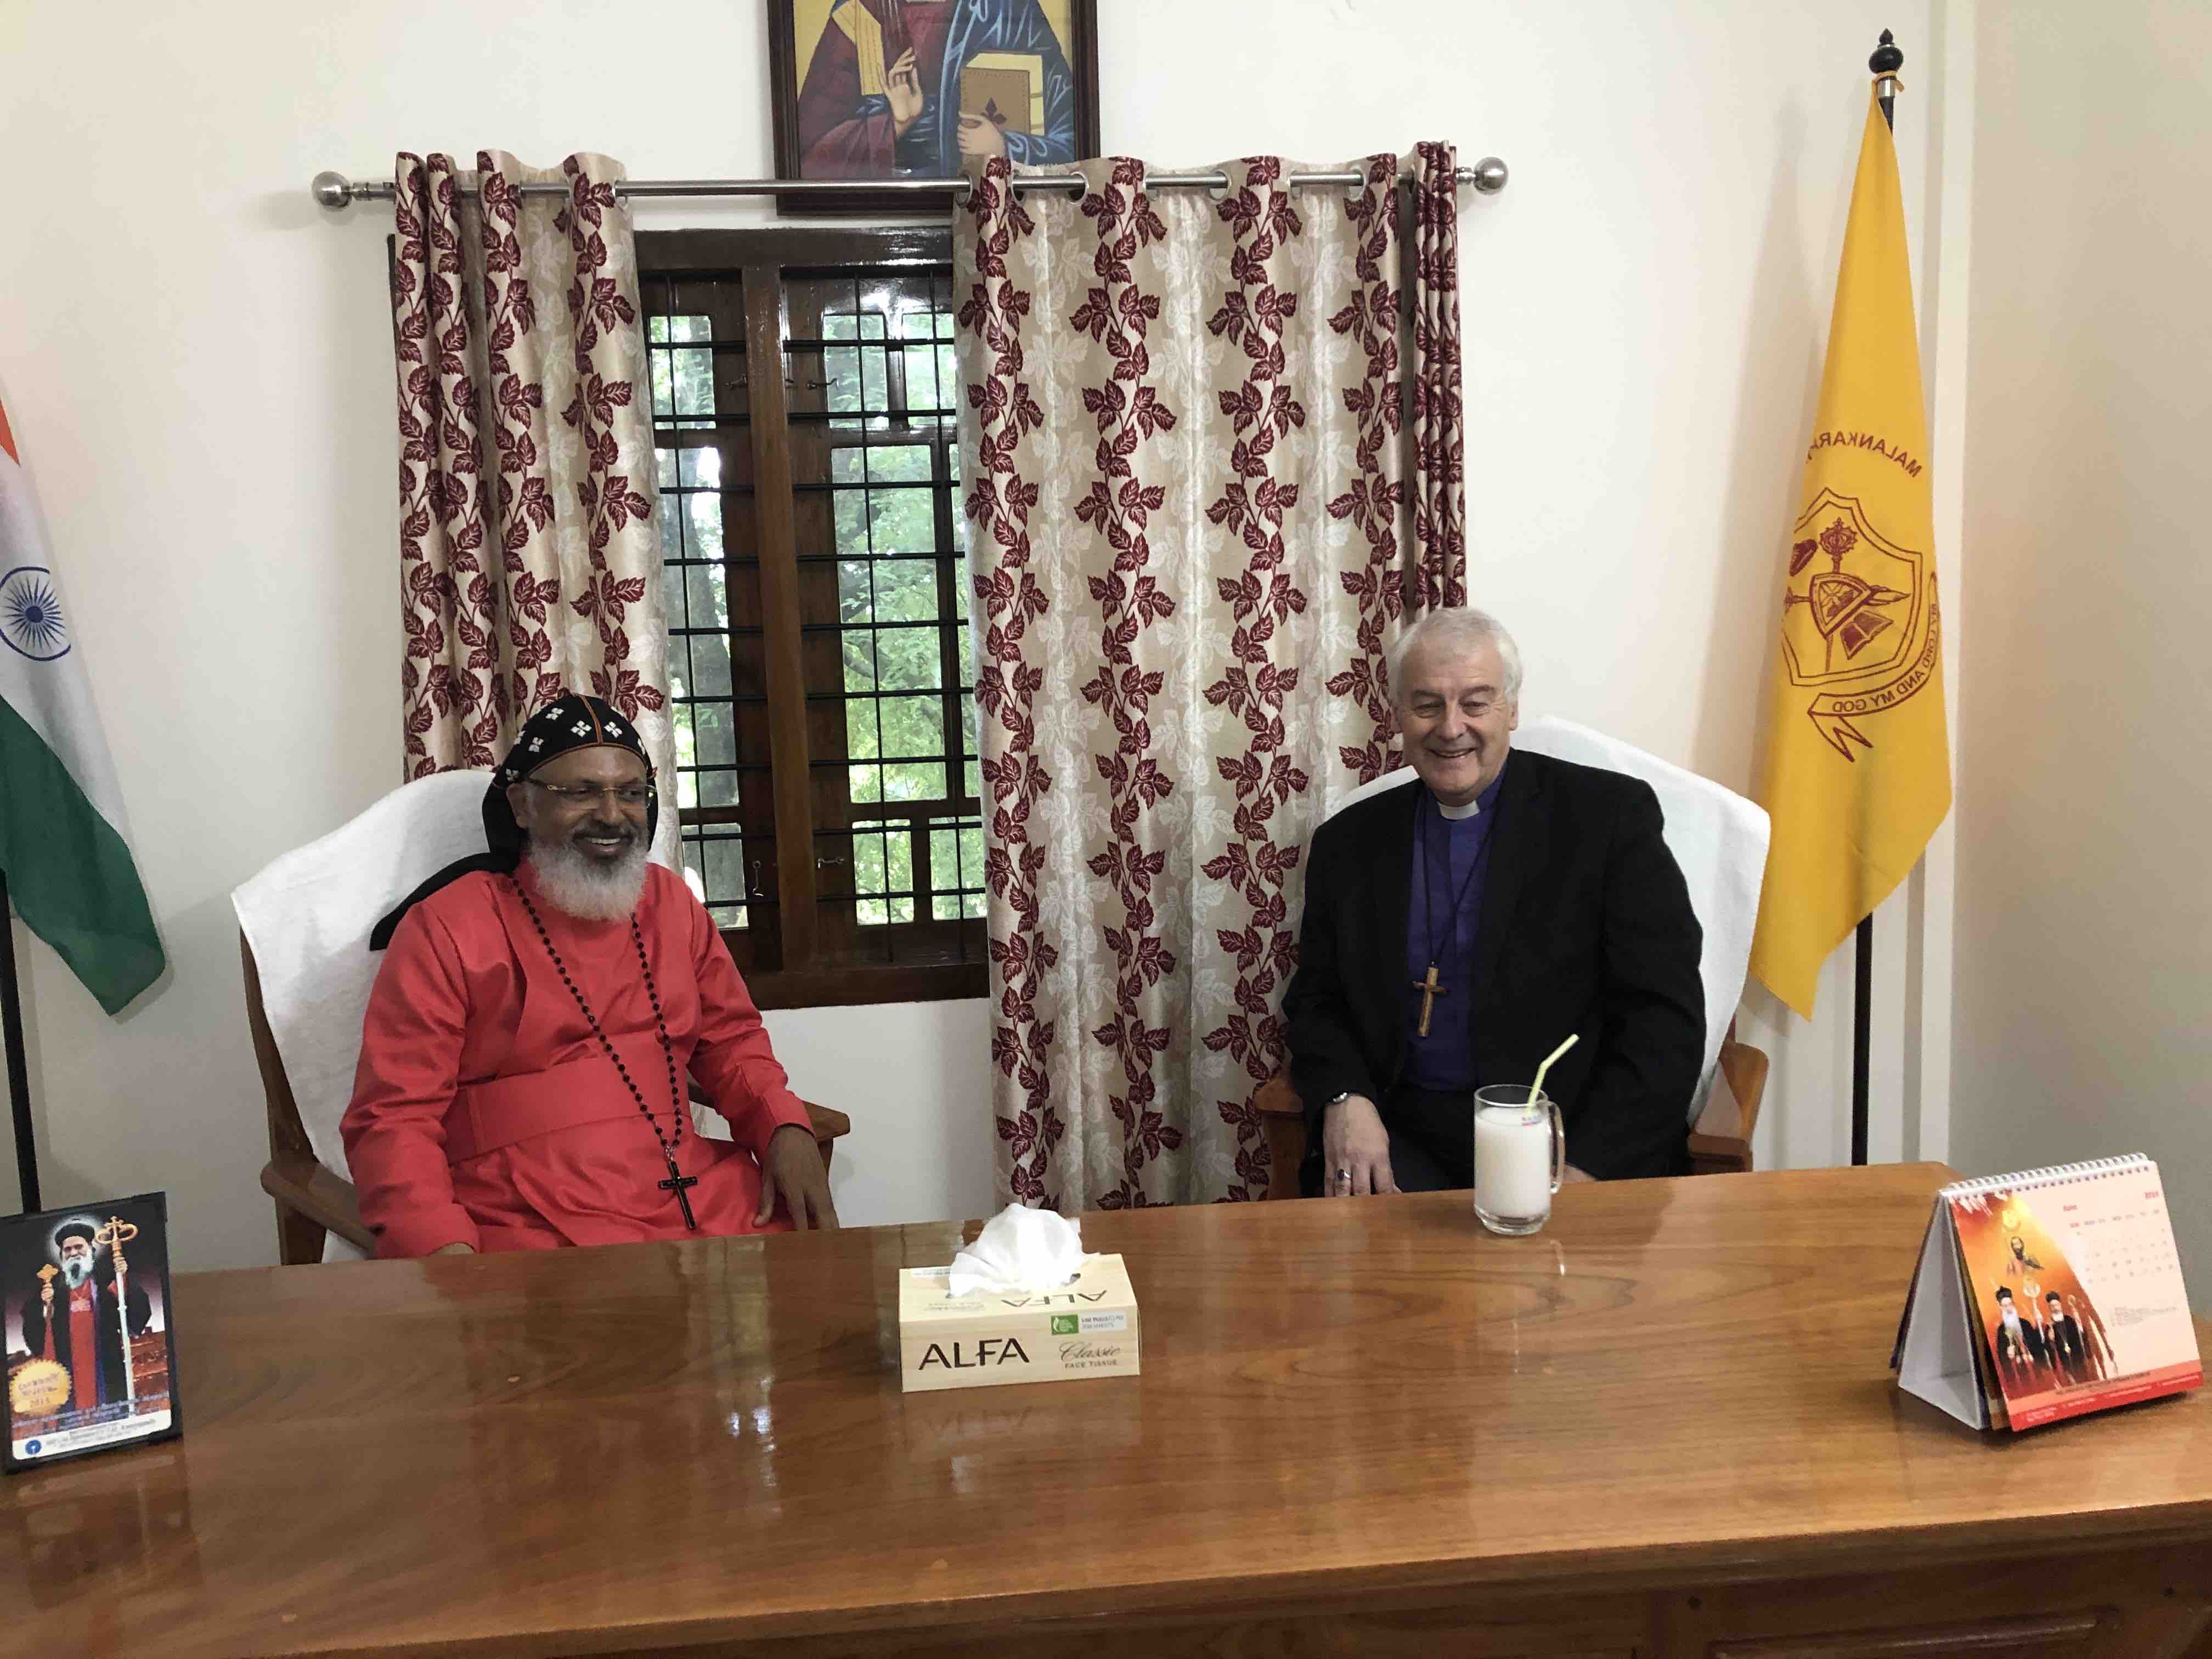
[1437, 795, 1482, 821]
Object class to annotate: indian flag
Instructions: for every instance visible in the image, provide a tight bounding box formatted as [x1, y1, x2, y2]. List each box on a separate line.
[0, 395, 165, 1013]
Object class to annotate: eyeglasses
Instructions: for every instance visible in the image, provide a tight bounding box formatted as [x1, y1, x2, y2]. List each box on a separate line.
[524, 781, 653, 808]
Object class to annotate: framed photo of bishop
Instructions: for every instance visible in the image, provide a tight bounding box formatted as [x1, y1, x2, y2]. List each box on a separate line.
[768, 0, 1101, 215]
[4, 1193, 183, 1472]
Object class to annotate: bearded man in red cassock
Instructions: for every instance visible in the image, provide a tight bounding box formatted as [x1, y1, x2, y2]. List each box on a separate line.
[343, 693, 838, 1258]
[19, 1221, 151, 1412]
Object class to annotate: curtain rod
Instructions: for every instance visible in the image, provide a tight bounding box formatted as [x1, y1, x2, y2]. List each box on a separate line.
[308, 159, 1509, 211]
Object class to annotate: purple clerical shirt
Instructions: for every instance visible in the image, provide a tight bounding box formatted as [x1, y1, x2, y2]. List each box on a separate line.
[1402, 763, 1507, 1090]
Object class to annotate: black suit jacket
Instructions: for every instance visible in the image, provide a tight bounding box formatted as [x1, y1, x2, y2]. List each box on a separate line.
[1282, 749, 1705, 1188]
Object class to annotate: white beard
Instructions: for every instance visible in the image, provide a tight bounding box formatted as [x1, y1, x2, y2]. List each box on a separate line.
[525, 836, 650, 922]
[60, 1256, 93, 1289]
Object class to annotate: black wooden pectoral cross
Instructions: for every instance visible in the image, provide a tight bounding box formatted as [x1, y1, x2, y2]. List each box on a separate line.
[659, 1157, 700, 1231]
[1412, 961, 1447, 1040]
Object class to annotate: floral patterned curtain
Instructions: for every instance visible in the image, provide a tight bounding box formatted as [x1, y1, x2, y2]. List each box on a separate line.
[955, 147, 1466, 1211]
[390, 150, 673, 855]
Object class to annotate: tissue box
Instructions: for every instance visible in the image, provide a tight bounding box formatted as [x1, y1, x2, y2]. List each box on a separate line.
[897, 1254, 1141, 1393]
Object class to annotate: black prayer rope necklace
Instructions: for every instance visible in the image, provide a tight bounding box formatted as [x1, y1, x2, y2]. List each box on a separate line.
[512, 879, 699, 1230]
[1412, 790, 1489, 1041]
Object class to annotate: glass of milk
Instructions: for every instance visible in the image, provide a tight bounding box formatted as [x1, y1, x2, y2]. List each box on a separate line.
[1472, 1085, 1563, 1235]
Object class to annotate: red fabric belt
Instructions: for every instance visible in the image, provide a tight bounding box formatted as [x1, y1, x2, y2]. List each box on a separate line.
[443, 1030, 684, 1163]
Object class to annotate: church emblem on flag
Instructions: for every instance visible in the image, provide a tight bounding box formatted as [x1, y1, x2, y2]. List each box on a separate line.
[1778, 488, 1939, 760]
[1, 565, 69, 661]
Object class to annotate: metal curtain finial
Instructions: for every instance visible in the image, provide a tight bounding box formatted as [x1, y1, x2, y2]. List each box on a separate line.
[312, 170, 357, 211]
[1466, 156, 1509, 195]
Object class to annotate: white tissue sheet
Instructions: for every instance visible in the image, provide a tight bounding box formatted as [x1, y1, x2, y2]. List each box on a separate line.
[947, 1203, 1086, 1297]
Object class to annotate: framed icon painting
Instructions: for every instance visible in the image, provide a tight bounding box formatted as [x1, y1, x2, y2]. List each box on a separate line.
[768, 1, 1101, 215]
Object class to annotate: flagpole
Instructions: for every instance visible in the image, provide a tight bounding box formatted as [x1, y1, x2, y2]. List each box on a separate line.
[0, 872, 40, 1212]
[1850, 29, 1905, 1170]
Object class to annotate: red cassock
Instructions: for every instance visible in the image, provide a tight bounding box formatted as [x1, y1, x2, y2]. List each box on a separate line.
[343, 862, 813, 1257]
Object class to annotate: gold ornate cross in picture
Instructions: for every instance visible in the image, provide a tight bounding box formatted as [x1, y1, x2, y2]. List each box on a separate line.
[1412, 962, 1447, 1039]
[94, 1215, 139, 1265]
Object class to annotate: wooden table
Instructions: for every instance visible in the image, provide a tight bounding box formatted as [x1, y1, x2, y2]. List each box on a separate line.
[8, 1163, 2212, 1658]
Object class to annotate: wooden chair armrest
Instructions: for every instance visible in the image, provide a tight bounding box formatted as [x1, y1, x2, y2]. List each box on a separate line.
[689, 1083, 850, 1148]
[259, 1153, 376, 1252]
[1255, 1073, 1307, 1201]
[1716, 1035, 1769, 1142]
[1688, 1029, 1770, 1175]
[1685, 1130, 1750, 1173]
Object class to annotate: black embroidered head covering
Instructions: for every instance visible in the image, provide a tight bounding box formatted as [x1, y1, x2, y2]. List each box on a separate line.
[370, 693, 657, 950]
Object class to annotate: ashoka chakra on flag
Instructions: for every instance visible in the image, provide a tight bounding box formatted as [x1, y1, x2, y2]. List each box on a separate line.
[1, 564, 69, 661]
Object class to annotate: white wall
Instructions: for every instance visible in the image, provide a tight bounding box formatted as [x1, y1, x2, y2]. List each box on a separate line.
[0, 0, 1966, 1267]
[1950, 4, 2212, 1294]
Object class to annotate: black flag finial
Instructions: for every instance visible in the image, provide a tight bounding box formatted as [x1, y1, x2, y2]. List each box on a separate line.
[1870, 30, 1904, 130]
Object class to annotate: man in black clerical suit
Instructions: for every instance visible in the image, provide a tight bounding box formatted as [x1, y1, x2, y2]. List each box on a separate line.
[1283, 607, 1705, 1196]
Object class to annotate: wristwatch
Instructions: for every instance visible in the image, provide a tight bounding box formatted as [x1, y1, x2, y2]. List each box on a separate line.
[1325, 1091, 1355, 1109]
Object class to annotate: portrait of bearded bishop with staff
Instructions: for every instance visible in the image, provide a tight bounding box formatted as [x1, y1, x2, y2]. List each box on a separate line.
[16, 1218, 153, 1415]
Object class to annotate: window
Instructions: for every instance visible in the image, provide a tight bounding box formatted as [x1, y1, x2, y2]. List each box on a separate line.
[639, 228, 985, 1008]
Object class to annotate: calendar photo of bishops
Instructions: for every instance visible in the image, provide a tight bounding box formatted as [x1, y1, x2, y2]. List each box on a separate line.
[1947, 1167, 2200, 1431]
[3, 1194, 182, 1472]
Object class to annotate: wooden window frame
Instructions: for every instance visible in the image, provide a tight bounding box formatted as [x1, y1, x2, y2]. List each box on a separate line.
[640, 226, 985, 1011]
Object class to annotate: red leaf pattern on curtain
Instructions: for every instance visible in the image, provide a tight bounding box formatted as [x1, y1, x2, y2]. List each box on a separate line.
[557, 157, 664, 723]
[1198, 157, 1314, 1203]
[953, 149, 1464, 1210]
[388, 151, 674, 851]
[393, 154, 500, 775]
[958, 161, 1064, 1207]
[1322, 155, 1409, 785]
[1410, 140, 1467, 612]
[475, 159, 561, 724]
[1070, 161, 1180, 1214]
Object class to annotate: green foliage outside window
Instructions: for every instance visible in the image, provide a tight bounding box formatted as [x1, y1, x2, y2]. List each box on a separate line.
[648, 294, 983, 934]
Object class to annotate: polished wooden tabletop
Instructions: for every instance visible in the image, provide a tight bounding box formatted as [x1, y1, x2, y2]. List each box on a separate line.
[8, 1163, 2212, 1658]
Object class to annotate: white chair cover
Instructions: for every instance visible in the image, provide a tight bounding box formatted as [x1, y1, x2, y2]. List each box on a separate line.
[1335, 716, 1769, 1121]
[232, 771, 494, 1262]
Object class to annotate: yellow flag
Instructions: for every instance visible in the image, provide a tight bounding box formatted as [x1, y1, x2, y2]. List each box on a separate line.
[1750, 88, 1951, 1018]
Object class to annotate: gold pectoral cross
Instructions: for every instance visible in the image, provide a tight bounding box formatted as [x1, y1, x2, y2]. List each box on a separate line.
[1412, 961, 1447, 1039]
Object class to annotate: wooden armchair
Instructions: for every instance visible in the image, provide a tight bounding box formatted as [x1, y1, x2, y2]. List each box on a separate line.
[1252, 1020, 1769, 1199]
[245, 935, 851, 1265]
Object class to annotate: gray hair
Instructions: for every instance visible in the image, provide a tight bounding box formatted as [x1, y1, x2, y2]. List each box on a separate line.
[1386, 607, 1525, 705]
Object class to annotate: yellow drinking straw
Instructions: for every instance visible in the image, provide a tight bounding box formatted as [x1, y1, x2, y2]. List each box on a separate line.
[1528, 1032, 1580, 1104]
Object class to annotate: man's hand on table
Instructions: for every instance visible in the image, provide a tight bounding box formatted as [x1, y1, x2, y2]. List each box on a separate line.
[1322, 1094, 1398, 1196]
[758, 1123, 840, 1231]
